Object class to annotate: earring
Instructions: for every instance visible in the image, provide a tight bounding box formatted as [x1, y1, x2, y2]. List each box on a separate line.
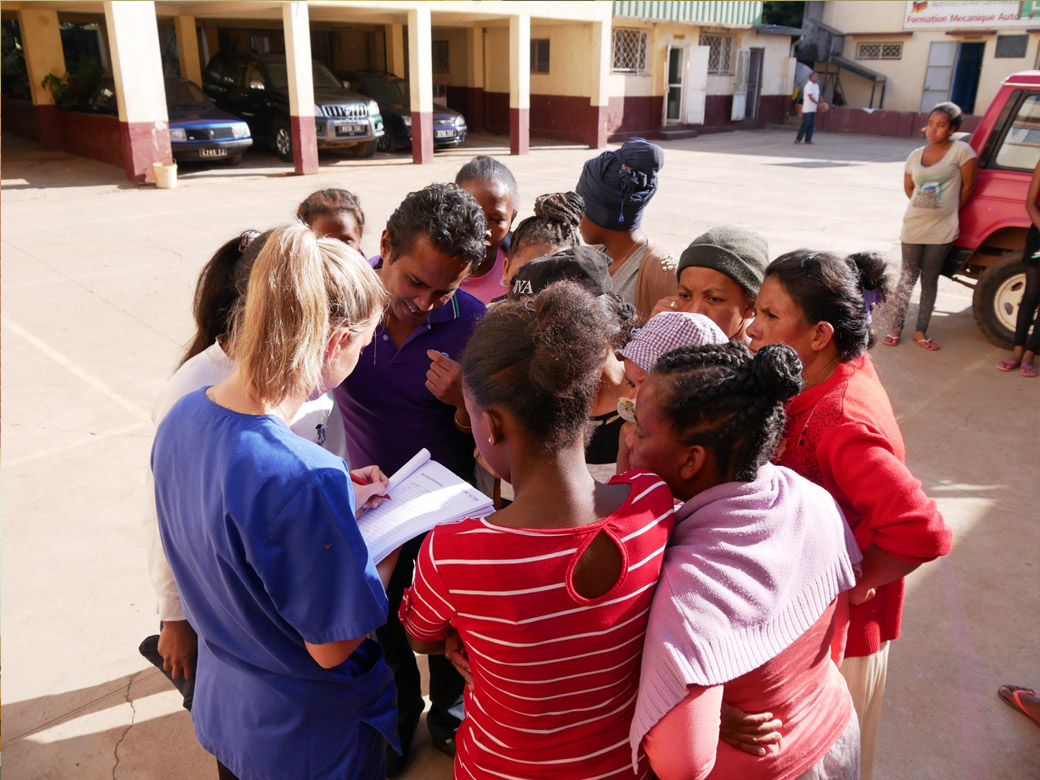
[488, 436, 494, 445]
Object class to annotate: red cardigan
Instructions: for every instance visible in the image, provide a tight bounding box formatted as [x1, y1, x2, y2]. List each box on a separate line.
[775, 354, 952, 657]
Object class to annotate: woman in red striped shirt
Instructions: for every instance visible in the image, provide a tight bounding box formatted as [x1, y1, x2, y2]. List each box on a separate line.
[400, 281, 675, 780]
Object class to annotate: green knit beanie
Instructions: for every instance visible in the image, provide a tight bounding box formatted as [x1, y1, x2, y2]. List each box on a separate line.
[676, 226, 769, 297]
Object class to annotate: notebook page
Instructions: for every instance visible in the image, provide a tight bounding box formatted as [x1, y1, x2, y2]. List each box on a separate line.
[387, 448, 431, 493]
[358, 458, 493, 563]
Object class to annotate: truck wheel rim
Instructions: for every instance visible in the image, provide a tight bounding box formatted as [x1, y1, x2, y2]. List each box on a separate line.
[994, 273, 1026, 333]
[276, 128, 291, 156]
[377, 134, 390, 152]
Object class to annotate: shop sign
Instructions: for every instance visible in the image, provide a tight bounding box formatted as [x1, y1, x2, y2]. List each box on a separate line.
[904, 1, 1038, 29]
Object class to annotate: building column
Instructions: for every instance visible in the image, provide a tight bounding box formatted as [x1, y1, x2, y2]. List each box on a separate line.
[103, 1, 172, 184]
[465, 26, 484, 133]
[407, 6, 433, 164]
[17, 8, 66, 150]
[175, 16, 202, 84]
[509, 13, 530, 155]
[387, 23, 406, 79]
[282, 1, 318, 174]
[587, 20, 610, 148]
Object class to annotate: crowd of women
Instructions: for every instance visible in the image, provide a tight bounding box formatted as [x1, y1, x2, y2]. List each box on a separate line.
[146, 112, 1040, 780]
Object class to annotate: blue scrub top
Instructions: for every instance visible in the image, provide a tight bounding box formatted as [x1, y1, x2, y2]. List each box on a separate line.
[153, 389, 398, 780]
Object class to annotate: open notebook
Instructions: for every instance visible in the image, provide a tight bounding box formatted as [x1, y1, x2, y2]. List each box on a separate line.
[357, 448, 493, 563]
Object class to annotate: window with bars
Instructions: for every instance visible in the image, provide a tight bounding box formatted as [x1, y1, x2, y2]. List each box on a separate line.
[531, 39, 550, 73]
[856, 42, 903, 60]
[612, 28, 648, 73]
[996, 35, 1028, 59]
[432, 40, 450, 73]
[699, 33, 734, 75]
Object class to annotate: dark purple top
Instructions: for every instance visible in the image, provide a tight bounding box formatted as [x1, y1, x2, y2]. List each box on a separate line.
[335, 289, 485, 479]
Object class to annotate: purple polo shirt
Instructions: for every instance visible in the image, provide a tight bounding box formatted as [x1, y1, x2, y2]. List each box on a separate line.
[336, 289, 485, 479]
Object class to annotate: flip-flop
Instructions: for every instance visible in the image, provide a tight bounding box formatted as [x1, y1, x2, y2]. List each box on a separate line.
[882, 334, 900, 347]
[1020, 364, 1038, 378]
[998, 685, 1040, 726]
[996, 358, 1023, 372]
[912, 337, 940, 351]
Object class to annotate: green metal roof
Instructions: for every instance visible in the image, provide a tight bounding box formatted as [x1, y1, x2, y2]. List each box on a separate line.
[613, 1, 763, 25]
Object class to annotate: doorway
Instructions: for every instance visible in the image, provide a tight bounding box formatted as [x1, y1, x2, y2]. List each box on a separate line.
[951, 42, 984, 114]
[745, 48, 763, 120]
[921, 40, 985, 113]
[665, 46, 686, 124]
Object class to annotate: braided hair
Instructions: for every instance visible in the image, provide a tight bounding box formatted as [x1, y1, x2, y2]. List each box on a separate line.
[653, 342, 803, 482]
[510, 192, 585, 259]
[765, 249, 891, 361]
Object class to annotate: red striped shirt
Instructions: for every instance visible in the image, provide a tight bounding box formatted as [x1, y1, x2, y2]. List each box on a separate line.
[401, 472, 675, 780]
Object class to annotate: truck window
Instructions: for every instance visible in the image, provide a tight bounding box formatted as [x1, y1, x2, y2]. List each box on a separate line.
[994, 93, 1040, 172]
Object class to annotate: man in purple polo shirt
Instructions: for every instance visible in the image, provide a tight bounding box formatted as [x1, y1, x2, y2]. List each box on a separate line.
[335, 183, 487, 776]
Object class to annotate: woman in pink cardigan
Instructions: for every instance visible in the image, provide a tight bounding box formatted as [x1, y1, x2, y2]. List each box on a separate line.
[627, 341, 863, 780]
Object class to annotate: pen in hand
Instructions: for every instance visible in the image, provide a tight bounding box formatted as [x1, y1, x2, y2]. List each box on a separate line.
[350, 471, 391, 500]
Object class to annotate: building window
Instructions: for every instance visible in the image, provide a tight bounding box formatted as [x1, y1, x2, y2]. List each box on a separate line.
[699, 33, 734, 75]
[612, 28, 647, 73]
[856, 42, 903, 60]
[432, 40, 450, 73]
[996, 34, 1029, 59]
[531, 39, 550, 73]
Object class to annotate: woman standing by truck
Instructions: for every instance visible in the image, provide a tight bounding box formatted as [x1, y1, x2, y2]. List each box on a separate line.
[884, 101, 977, 351]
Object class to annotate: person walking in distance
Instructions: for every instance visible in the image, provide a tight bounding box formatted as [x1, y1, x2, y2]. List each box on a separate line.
[795, 72, 821, 145]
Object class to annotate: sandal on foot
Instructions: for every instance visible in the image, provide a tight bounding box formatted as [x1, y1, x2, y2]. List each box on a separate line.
[912, 337, 940, 351]
[882, 334, 900, 347]
[998, 685, 1040, 726]
[996, 358, 1022, 372]
[1020, 364, 1038, 378]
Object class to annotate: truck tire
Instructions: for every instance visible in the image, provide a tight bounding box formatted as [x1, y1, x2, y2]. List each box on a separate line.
[273, 120, 293, 162]
[972, 252, 1027, 349]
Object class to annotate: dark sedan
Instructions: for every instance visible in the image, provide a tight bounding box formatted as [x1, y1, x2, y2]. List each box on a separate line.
[89, 77, 252, 164]
[339, 71, 467, 152]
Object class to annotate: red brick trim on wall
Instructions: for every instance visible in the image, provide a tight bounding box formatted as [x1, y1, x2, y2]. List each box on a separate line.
[120, 120, 173, 183]
[606, 95, 663, 141]
[291, 114, 318, 174]
[510, 107, 529, 155]
[817, 107, 981, 138]
[2, 97, 41, 140]
[64, 112, 124, 169]
[411, 110, 433, 164]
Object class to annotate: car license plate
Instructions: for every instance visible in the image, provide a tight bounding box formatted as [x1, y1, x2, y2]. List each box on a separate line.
[434, 129, 455, 139]
[198, 148, 227, 158]
[335, 123, 366, 137]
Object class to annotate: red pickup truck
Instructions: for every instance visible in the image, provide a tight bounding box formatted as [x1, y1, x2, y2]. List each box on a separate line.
[948, 71, 1040, 347]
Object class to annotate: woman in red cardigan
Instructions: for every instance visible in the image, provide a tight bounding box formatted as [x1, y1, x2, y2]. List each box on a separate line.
[746, 249, 953, 780]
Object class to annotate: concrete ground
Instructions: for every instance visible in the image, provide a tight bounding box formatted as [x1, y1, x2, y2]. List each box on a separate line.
[1, 127, 1037, 780]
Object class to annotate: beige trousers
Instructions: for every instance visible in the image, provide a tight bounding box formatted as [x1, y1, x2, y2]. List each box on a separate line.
[840, 641, 890, 780]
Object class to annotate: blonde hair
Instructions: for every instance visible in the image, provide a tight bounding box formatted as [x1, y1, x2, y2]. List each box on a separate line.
[231, 222, 387, 405]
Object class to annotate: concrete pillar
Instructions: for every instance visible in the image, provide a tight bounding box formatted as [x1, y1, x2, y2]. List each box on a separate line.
[465, 26, 484, 133]
[387, 23, 406, 79]
[407, 6, 433, 164]
[282, 1, 318, 174]
[175, 16, 202, 85]
[103, 1, 172, 184]
[587, 20, 610, 148]
[17, 8, 66, 149]
[508, 13, 530, 155]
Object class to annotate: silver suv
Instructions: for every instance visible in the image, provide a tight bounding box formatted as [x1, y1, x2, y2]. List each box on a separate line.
[203, 53, 384, 160]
